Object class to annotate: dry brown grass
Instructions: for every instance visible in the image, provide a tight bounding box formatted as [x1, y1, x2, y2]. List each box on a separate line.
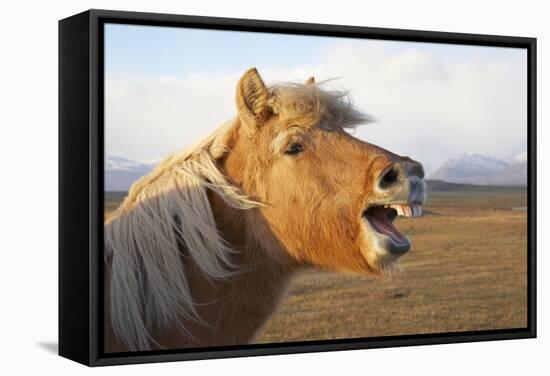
[104, 186, 528, 343]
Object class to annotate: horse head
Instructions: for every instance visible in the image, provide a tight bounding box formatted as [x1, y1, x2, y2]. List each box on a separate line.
[223, 68, 427, 274]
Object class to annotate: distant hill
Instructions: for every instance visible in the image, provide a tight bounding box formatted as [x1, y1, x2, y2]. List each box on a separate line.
[426, 180, 526, 192]
[104, 152, 528, 192]
[105, 156, 155, 192]
[429, 153, 527, 186]
[485, 159, 527, 186]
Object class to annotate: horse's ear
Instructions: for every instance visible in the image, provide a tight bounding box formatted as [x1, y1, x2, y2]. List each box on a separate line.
[305, 76, 316, 85]
[236, 68, 270, 133]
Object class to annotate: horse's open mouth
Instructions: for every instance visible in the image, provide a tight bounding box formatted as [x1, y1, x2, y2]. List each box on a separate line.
[362, 204, 423, 255]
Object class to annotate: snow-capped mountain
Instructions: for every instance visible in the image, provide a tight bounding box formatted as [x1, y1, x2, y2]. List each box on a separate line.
[105, 156, 156, 191]
[105, 156, 154, 171]
[486, 153, 527, 186]
[429, 152, 527, 186]
[106, 151, 528, 192]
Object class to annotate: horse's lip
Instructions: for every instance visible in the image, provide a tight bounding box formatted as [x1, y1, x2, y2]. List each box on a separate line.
[362, 202, 423, 255]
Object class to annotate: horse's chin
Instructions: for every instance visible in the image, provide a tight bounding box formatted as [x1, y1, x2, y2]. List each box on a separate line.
[360, 203, 423, 272]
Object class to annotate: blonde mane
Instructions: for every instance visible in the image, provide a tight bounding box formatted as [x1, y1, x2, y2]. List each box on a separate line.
[105, 81, 370, 351]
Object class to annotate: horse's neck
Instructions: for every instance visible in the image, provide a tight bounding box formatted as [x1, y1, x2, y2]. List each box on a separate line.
[181, 190, 295, 345]
[177, 244, 293, 347]
[150, 192, 295, 349]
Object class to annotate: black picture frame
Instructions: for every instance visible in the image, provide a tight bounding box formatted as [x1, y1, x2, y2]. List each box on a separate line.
[59, 9, 537, 367]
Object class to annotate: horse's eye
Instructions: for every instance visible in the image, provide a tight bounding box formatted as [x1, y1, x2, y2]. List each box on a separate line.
[285, 143, 305, 155]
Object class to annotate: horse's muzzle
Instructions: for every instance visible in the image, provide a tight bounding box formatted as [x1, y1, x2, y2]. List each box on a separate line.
[376, 159, 427, 205]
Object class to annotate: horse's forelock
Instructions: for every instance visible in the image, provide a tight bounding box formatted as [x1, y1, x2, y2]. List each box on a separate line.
[268, 81, 373, 131]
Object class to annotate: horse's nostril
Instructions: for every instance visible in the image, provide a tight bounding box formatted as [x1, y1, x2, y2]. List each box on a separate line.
[380, 167, 400, 189]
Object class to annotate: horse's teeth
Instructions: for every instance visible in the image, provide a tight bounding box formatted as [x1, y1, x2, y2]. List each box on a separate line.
[387, 204, 423, 217]
[411, 205, 423, 217]
[391, 204, 404, 216]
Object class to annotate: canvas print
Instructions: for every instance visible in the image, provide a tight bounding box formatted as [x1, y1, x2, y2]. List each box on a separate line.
[103, 23, 528, 353]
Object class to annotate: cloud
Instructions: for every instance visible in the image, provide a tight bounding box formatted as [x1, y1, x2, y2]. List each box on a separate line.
[105, 41, 527, 174]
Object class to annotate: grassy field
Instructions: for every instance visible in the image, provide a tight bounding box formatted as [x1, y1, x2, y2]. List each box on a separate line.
[105, 182, 528, 343]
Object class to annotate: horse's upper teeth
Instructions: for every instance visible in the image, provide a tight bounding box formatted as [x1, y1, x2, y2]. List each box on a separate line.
[387, 204, 423, 217]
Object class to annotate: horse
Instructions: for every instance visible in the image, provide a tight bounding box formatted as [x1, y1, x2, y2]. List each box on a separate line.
[104, 68, 427, 352]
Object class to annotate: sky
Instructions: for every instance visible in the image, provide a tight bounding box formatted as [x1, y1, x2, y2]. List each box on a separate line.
[104, 23, 527, 174]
